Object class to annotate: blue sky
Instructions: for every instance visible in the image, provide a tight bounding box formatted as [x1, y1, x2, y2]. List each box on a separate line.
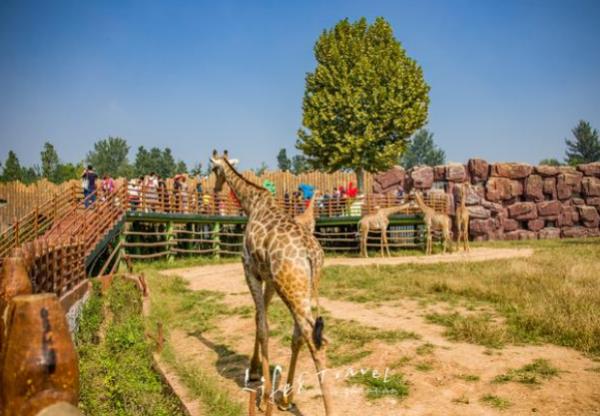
[1, 0, 599, 171]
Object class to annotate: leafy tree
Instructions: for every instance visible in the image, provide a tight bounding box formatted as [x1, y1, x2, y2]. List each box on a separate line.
[40, 142, 60, 181]
[54, 162, 84, 182]
[86, 137, 132, 177]
[277, 148, 292, 171]
[160, 148, 177, 178]
[1, 151, 23, 181]
[297, 17, 430, 191]
[21, 166, 41, 184]
[400, 129, 445, 169]
[190, 162, 203, 177]
[291, 155, 310, 175]
[176, 160, 188, 174]
[565, 120, 600, 165]
[539, 158, 561, 166]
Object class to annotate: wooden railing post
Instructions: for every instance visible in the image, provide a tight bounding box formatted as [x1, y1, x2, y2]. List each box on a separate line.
[213, 222, 220, 258]
[166, 221, 174, 264]
[13, 216, 19, 246]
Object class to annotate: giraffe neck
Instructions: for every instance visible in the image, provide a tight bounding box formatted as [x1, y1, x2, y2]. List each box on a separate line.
[380, 205, 408, 217]
[415, 194, 433, 215]
[221, 160, 272, 215]
[460, 185, 467, 210]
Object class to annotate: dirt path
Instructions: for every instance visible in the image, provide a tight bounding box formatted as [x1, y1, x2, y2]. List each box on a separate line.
[157, 248, 600, 415]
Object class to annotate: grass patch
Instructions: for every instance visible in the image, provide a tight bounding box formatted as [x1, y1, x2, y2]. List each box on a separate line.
[456, 374, 480, 382]
[426, 312, 510, 348]
[143, 269, 244, 415]
[347, 371, 409, 400]
[480, 394, 511, 410]
[76, 277, 182, 415]
[161, 344, 243, 416]
[493, 359, 559, 385]
[321, 238, 600, 355]
[416, 342, 435, 355]
[585, 366, 600, 373]
[262, 301, 419, 367]
[327, 318, 419, 367]
[414, 361, 433, 372]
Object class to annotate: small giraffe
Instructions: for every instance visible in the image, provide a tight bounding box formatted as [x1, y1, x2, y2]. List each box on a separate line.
[455, 183, 471, 252]
[414, 191, 451, 255]
[294, 190, 320, 234]
[358, 204, 411, 257]
[209, 151, 335, 415]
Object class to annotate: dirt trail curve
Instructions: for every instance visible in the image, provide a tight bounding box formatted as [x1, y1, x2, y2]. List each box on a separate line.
[156, 247, 600, 416]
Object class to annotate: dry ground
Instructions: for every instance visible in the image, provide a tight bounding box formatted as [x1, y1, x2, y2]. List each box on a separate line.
[150, 246, 600, 416]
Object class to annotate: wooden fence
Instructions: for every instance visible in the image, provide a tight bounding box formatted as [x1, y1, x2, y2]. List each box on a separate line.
[0, 179, 78, 233]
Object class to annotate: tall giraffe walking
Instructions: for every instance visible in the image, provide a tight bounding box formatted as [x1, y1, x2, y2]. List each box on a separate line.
[209, 151, 335, 415]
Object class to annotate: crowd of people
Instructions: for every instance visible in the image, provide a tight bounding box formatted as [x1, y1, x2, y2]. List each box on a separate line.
[81, 166, 405, 217]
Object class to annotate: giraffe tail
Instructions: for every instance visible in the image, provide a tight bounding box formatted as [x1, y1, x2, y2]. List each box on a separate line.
[313, 316, 324, 349]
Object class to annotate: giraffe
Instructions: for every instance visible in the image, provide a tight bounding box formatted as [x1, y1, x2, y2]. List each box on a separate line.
[294, 190, 320, 234]
[455, 183, 471, 252]
[414, 191, 452, 255]
[358, 204, 411, 257]
[209, 150, 335, 415]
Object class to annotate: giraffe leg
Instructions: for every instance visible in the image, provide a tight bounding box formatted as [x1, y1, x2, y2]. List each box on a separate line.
[245, 273, 272, 407]
[279, 323, 303, 410]
[383, 228, 391, 257]
[361, 227, 369, 258]
[380, 229, 385, 257]
[456, 222, 462, 252]
[464, 221, 470, 252]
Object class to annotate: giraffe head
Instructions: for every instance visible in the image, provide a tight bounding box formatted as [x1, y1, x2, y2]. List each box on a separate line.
[210, 149, 239, 192]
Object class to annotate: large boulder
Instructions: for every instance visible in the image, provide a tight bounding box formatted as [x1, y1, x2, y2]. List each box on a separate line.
[561, 226, 588, 238]
[467, 205, 491, 219]
[491, 162, 533, 179]
[582, 176, 600, 197]
[409, 166, 434, 189]
[468, 158, 489, 182]
[577, 162, 600, 177]
[535, 165, 560, 177]
[486, 177, 523, 202]
[586, 197, 600, 206]
[502, 218, 519, 232]
[469, 218, 495, 237]
[577, 205, 600, 228]
[539, 227, 561, 239]
[558, 204, 579, 227]
[373, 166, 405, 194]
[543, 177, 557, 199]
[507, 202, 538, 220]
[446, 163, 467, 182]
[537, 200, 562, 217]
[527, 218, 545, 232]
[433, 165, 446, 181]
[556, 171, 583, 199]
[524, 174, 544, 202]
[505, 230, 537, 240]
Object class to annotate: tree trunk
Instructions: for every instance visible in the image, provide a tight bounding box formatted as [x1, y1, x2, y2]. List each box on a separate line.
[356, 168, 365, 194]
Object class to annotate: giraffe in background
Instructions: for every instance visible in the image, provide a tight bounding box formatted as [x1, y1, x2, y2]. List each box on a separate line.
[414, 191, 451, 255]
[358, 204, 411, 257]
[294, 190, 320, 234]
[209, 150, 336, 415]
[455, 183, 471, 251]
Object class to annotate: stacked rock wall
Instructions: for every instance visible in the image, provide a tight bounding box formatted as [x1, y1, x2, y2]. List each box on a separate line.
[373, 161, 600, 241]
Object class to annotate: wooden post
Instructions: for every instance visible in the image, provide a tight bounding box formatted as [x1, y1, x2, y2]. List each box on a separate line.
[213, 222, 221, 258]
[166, 221, 174, 263]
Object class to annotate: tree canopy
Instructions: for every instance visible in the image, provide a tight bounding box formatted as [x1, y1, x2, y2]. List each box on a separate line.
[297, 17, 430, 191]
[40, 142, 60, 181]
[565, 120, 600, 165]
[539, 158, 561, 166]
[86, 137, 132, 177]
[277, 148, 292, 171]
[400, 129, 446, 169]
